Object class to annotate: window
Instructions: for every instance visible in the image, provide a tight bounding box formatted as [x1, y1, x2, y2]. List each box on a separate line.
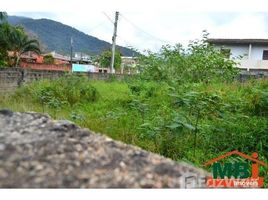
[220, 48, 231, 59]
[262, 50, 268, 60]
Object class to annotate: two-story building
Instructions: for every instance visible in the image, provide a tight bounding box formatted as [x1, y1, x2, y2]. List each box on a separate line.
[208, 38, 268, 71]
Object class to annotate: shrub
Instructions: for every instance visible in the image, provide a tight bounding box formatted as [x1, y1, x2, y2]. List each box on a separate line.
[247, 89, 268, 116]
[14, 75, 99, 109]
[43, 54, 55, 64]
[137, 31, 238, 84]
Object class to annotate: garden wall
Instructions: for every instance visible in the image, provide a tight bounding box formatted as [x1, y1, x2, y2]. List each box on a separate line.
[0, 68, 128, 93]
[20, 62, 71, 71]
[0, 67, 267, 93]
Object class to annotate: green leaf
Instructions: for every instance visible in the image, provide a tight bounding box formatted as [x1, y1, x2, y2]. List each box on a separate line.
[140, 123, 151, 128]
[182, 123, 195, 130]
[166, 123, 181, 130]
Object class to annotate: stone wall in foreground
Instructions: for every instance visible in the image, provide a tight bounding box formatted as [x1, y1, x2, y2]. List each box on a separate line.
[0, 110, 208, 188]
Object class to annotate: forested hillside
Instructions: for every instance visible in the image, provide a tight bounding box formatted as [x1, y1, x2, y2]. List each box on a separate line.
[8, 16, 136, 56]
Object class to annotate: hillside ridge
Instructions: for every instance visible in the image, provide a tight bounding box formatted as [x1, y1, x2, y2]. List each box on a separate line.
[8, 15, 136, 56]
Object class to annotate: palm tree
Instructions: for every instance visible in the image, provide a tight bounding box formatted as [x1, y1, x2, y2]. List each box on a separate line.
[9, 27, 41, 67]
[0, 23, 12, 45]
[0, 12, 9, 49]
[0, 12, 7, 22]
[0, 15, 41, 67]
[0, 17, 10, 66]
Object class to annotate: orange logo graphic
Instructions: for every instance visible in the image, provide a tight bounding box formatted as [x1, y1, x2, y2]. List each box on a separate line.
[204, 150, 266, 188]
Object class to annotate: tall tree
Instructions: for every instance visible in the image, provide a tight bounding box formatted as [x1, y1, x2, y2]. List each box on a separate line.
[1, 14, 41, 67]
[1, 23, 41, 67]
[0, 16, 10, 66]
[0, 12, 7, 22]
[0, 12, 9, 50]
[9, 27, 41, 67]
[99, 50, 122, 70]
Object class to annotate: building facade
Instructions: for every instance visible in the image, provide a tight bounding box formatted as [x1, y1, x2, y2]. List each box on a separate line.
[208, 39, 268, 71]
[121, 56, 137, 74]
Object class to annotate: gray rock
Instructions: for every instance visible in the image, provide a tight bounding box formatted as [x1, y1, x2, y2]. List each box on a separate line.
[0, 110, 208, 188]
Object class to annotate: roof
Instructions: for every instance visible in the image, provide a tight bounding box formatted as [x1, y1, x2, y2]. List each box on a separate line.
[204, 150, 266, 166]
[208, 38, 268, 45]
[43, 51, 70, 61]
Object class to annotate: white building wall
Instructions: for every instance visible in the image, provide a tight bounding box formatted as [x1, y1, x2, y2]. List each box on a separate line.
[213, 44, 268, 70]
[214, 44, 268, 60]
[229, 45, 249, 59]
[214, 44, 249, 59]
[250, 45, 268, 60]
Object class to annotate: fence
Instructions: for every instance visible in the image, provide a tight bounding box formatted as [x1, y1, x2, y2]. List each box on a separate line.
[20, 62, 71, 71]
[0, 68, 129, 93]
[238, 69, 268, 82]
[0, 67, 267, 93]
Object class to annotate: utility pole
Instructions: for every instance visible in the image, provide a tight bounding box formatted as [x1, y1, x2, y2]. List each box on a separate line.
[110, 11, 119, 74]
[70, 37, 73, 65]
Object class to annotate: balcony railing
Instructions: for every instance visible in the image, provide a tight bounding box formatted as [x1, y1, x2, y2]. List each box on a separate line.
[237, 59, 268, 70]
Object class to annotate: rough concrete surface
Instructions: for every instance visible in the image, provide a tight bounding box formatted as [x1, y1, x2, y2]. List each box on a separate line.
[0, 109, 208, 188]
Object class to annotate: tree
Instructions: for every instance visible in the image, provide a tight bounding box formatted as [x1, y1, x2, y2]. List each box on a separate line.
[138, 31, 238, 83]
[0, 12, 7, 22]
[43, 54, 55, 64]
[99, 50, 122, 70]
[0, 14, 41, 67]
[8, 26, 41, 67]
[0, 21, 11, 66]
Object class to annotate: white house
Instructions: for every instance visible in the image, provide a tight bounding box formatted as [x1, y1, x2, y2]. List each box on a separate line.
[208, 38, 268, 71]
[74, 52, 92, 63]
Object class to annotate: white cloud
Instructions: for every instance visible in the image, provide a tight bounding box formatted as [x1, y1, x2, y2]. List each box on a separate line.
[3, 0, 268, 12]
[210, 14, 268, 39]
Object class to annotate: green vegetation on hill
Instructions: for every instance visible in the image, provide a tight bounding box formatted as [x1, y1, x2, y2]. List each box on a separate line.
[8, 15, 137, 56]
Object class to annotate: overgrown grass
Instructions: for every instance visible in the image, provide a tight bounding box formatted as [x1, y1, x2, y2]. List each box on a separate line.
[0, 76, 268, 186]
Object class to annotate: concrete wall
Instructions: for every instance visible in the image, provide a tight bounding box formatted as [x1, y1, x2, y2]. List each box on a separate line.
[20, 62, 71, 71]
[238, 60, 268, 70]
[0, 68, 267, 94]
[0, 68, 67, 93]
[0, 68, 22, 93]
[214, 44, 249, 59]
[250, 45, 268, 60]
[0, 68, 129, 93]
[230, 45, 249, 59]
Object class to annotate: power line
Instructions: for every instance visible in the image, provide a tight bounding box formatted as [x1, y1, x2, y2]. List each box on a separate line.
[101, 12, 170, 51]
[117, 35, 135, 49]
[87, 20, 107, 34]
[119, 13, 173, 44]
[102, 12, 135, 49]
[102, 12, 114, 24]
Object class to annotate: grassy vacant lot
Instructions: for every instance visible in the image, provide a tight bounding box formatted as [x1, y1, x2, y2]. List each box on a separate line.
[0, 76, 267, 183]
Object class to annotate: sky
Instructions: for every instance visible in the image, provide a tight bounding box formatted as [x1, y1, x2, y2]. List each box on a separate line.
[4, 0, 268, 52]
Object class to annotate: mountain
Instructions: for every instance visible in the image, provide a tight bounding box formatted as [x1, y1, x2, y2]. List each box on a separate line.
[7, 16, 136, 56]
